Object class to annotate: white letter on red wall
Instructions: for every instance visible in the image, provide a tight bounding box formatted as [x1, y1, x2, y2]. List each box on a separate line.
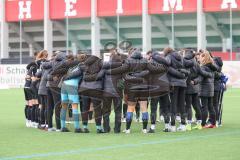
[221, 0, 237, 9]
[163, 0, 183, 11]
[18, 1, 32, 19]
[65, 0, 77, 17]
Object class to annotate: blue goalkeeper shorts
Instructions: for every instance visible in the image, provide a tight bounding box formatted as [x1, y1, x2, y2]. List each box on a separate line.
[61, 82, 79, 104]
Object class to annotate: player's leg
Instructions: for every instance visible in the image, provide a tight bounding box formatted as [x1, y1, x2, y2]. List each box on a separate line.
[140, 101, 149, 134]
[47, 88, 55, 131]
[125, 101, 136, 134]
[81, 96, 91, 133]
[185, 94, 193, 131]
[92, 98, 104, 133]
[177, 87, 187, 132]
[102, 97, 112, 133]
[113, 97, 122, 133]
[200, 96, 208, 127]
[192, 94, 202, 130]
[149, 97, 158, 133]
[160, 94, 171, 132]
[169, 86, 178, 132]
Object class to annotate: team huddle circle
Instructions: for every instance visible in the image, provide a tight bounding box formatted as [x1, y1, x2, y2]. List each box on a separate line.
[24, 48, 227, 134]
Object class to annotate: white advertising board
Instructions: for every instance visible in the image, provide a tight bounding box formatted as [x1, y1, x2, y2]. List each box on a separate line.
[0, 61, 240, 89]
[0, 65, 27, 89]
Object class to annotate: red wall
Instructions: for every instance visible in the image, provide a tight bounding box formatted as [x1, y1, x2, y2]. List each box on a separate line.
[204, 0, 240, 12]
[97, 0, 142, 17]
[212, 52, 237, 61]
[149, 0, 197, 14]
[5, 0, 240, 22]
[50, 0, 91, 19]
[6, 0, 44, 22]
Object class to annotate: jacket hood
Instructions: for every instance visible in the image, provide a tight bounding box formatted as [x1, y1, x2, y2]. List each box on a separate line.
[184, 50, 195, 60]
[130, 50, 142, 59]
[171, 51, 182, 61]
[41, 61, 52, 70]
[55, 52, 66, 61]
[84, 55, 100, 66]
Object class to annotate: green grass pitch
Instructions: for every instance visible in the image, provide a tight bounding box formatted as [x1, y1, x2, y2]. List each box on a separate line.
[0, 88, 240, 160]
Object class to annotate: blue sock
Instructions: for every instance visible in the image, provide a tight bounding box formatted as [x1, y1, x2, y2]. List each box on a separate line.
[142, 112, 149, 121]
[72, 108, 80, 129]
[142, 112, 149, 129]
[60, 108, 67, 129]
[126, 112, 133, 122]
[126, 112, 133, 130]
[83, 125, 88, 129]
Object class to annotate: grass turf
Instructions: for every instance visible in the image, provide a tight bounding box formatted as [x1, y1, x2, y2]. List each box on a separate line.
[0, 88, 240, 160]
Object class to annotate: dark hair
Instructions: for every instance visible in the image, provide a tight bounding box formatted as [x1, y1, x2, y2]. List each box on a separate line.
[66, 53, 74, 61]
[199, 49, 204, 53]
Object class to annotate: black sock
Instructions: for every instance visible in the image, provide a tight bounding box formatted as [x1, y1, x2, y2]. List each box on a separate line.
[88, 111, 93, 120]
[126, 121, 132, 130]
[34, 104, 39, 123]
[36, 107, 40, 123]
[31, 105, 36, 122]
[27, 106, 32, 121]
[25, 105, 28, 119]
[40, 107, 45, 125]
[143, 120, 148, 130]
[142, 112, 149, 130]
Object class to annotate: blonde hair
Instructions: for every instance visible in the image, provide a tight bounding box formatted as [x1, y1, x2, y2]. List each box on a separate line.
[36, 50, 48, 60]
[200, 50, 213, 66]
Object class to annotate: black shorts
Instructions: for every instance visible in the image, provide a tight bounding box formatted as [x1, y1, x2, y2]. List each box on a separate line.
[126, 90, 149, 102]
[24, 88, 33, 101]
[30, 87, 38, 99]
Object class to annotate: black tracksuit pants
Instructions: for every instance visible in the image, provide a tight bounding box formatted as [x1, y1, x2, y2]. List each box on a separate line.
[81, 96, 91, 126]
[102, 97, 122, 133]
[47, 87, 61, 129]
[40, 95, 48, 125]
[170, 86, 186, 125]
[185, 93, 202, 121]
[213, 91, 220, 121]
[81, 96, 102, 126]
[150, 94, 170, 125]
[200, 96, 216, 126]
